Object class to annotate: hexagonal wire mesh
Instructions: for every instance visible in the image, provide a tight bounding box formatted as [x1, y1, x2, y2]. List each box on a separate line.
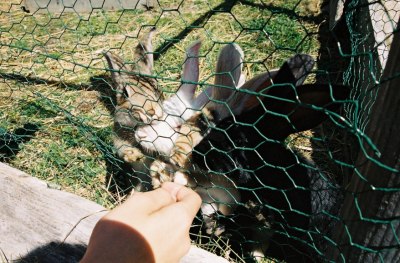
[0, 0, 399, 262]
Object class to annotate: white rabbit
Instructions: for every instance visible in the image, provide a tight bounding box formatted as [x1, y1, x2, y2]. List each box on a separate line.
[135, 42, 247, 157]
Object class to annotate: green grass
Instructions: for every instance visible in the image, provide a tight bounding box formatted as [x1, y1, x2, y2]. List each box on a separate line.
[1, 0, 324, 260]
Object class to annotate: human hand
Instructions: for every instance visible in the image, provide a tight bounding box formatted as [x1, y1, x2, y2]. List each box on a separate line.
[80, 182, 202, 263]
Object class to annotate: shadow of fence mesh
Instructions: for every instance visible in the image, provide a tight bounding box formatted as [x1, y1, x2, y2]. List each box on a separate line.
[0, 0, 399, 262]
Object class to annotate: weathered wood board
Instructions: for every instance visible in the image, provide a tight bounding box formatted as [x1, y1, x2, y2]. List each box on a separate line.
[0, 162, 107, 262]
[0, 162, 228, 263]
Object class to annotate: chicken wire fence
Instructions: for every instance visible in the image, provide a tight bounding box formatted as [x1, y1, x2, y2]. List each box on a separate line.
[0, 0, 399, 262]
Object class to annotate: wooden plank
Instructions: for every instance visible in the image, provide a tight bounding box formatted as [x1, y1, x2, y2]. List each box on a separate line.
[0, 162, 107, 262]
[21, 0, 155, 14]
[0, 162, 228, 263]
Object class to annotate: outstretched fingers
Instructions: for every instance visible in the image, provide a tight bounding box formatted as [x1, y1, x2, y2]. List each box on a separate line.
[117, 186, 178, 217]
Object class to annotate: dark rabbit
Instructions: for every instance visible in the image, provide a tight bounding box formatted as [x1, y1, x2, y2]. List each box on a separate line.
[192, 76, 348, 261]
[152, 56, 349, 262]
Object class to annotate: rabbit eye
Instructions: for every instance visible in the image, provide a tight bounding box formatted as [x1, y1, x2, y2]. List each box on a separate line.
[122, 88, 129, 98]
[132, 111, 141, 120]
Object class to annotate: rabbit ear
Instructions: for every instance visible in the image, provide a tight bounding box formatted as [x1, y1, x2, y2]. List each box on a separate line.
[192, 86, 212, 110]
[104, 51, 131, 92]
[161, 41, 201, 122]
[176, 40, 201, 107]
[234, 71, 276, 113]
[260, 84, 350, 140]
[221, 54, 315, 118]
[213, 61, 292, 120]
[212, 43, 245, 99]
[191, 43, 245, 120]
[133, 28, 155, 74]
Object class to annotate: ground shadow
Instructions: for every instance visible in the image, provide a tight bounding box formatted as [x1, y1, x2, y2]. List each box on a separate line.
[0, 73, 85, 91]
[153, 0, 239, 60]
[12, 242, 86, 263]
[0, 123, 40, 162]
[88, 74, 117, 114]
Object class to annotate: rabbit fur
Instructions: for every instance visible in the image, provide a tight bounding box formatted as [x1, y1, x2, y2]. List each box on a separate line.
[104, 29, 165, 190]
[135, 42, 248, 159]
[150, 52, 349, 262]
[105, 32, 205, 190]
[105, 34, 348, 261]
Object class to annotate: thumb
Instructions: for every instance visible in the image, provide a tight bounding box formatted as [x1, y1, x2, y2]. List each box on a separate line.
[154, 183, 202, 228]
[170, 183, 202, 219]
[161, 182, 185, 202]
[161, 182, 201, 217]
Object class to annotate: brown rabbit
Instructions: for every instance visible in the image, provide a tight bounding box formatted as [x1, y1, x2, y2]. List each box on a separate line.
[105, 32, 205, 190]
[104, 29, 163, 190]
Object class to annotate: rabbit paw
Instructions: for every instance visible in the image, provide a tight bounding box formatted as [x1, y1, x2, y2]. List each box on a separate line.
[201, 204, 226, 236]
[137, 101, 163, 124]
[122, 147, 145, 163]
[170, 151, 190, 168]
[150, 161, 174, 188]
[171, 124, 203, 167]
[150, 160, 188, 188]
